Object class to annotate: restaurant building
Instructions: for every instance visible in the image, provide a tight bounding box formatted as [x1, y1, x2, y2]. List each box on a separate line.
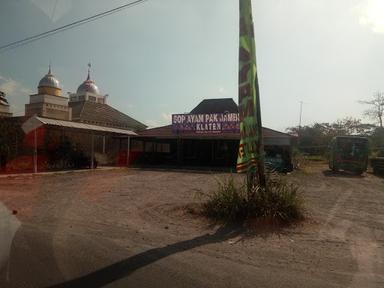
[131, 98, 295, 171]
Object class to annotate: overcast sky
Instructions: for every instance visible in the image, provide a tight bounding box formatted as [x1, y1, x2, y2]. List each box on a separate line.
[0, 0, 384, 131]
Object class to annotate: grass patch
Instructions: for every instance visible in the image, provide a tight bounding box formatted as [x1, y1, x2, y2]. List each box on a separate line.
[305, 155, 326, 162]
[203, 177, 248, 222]
[202, 174, 304, 224]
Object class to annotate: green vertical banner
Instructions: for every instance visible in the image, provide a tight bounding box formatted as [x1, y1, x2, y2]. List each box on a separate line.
[236, 0, 265, 174]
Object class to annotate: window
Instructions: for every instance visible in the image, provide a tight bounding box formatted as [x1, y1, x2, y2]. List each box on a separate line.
[156, 143, 170, 153]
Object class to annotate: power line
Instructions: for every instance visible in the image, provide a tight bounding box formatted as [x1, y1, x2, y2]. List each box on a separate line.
[0, 0, 148, 54]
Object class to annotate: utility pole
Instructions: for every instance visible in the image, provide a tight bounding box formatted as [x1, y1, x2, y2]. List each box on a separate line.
[299, 101, 303, 130]
[298, 101, 305, 148]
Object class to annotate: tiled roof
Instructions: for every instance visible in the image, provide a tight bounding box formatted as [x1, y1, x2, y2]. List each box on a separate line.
[69, 101, 147, 132]
[22, 116, 137, 136]
[190, 98, 238, 114]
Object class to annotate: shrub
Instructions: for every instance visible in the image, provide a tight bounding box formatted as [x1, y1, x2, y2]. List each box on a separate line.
[203, 174, 304, 224]
[203, 177, 248, 222]
[249, 176, 304, 223]
[291, 150, 308, 170]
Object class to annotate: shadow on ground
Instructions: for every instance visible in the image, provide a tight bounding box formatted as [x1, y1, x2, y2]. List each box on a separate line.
[48, 224, 245, 288]
[367, 171, 384, 179]
[322, 170, 365, 179]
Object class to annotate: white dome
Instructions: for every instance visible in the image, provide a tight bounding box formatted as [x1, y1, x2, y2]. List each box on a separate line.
[77, 68, 100, 95]
[77, 79, 100, 95]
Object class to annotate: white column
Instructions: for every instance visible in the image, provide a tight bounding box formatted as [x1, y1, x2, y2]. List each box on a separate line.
[91, 133, 95, 169]
[126, 136, 130, 166]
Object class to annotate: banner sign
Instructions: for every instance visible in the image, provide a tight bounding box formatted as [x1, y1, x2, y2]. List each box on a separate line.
[236, 0, 265, 173]
[172, 113, 240, 134]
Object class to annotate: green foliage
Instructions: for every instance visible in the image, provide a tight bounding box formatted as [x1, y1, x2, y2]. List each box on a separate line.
[291, 149, 308, 170]
[248, 177, 304, 222]
[203, 177, 248, 221]
[203, 174, 304, 224]
[287, 117, 376, 156]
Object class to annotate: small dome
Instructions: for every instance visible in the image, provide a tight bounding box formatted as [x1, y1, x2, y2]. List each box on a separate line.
[77, 79, 100, 95]
[38, 66, 60, 89]
[76, 66, 100, 95]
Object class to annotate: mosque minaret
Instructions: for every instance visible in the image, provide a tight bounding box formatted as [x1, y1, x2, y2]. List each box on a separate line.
[25, 65, 72, 120]
[69, 64, 107, 104]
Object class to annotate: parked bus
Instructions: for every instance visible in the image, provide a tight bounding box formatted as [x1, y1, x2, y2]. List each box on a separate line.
[329, 136, 369, 175]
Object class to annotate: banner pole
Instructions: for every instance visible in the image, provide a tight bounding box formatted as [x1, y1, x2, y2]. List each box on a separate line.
[237, 0, 266, 189]
[254, 73, 266, 188]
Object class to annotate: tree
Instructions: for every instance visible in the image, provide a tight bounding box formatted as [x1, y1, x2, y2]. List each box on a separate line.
[286, 117, 375, 155]
[328, 117, 375, 136]
[359, 91, 384, 128]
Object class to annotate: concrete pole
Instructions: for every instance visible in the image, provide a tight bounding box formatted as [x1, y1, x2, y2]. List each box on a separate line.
[91, 133, 95, 169]
[126, 136, 130, 166]
[298, 101, 304, 147]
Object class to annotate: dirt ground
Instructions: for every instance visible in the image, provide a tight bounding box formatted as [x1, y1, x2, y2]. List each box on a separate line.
[0, 164, 384, 288]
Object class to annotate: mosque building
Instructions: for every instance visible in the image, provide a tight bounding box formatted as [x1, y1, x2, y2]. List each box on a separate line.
[1, 65, 146, 172]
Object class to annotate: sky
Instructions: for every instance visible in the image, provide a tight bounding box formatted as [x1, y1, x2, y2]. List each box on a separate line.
[0, 0, 384, 131]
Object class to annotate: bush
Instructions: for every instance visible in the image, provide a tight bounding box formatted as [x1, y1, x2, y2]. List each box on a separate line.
[249, 177, 304, 222]
[203, 177, 248, 221]
[203, 174, 304, 224]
